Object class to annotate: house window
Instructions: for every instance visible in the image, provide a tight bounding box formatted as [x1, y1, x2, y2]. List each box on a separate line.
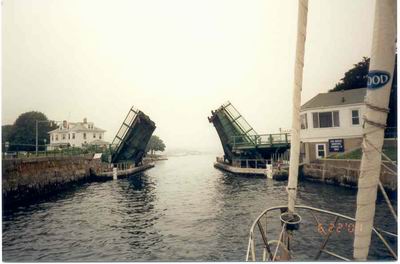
[93, 133, 96, 138]
[83, 133, 86, 140]
[51, 135, 54, 141]
[68, 134, 70, 140]
[312, 111, 340, 128]
[99, 134, 102, 139]
[352, 110, 360, 125]
[316, 144, 326, 159]
[300, 113, 308, 129]
[62, 134, 66, 140]
[55, 135, 58, 141]
[72, 133, 75, 139]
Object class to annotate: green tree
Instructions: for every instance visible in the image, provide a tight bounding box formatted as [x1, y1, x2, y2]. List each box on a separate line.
[2, 125, 13, 145]
[330, 57, 370, 92]
[329, 56, 397, 133]
[7, 111, 57, 151]
[145, 135, 166, 155]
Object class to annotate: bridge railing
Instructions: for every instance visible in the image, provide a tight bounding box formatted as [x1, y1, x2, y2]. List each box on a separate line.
[232, 158, 271, 169]
[110, 106, 139, 156]
[221, 102, 257, 136]
[231, 133, 291, 149]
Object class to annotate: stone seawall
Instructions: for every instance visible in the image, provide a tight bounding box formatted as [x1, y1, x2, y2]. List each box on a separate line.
[302, 159, 397, 191]
[2, 155, 106, 207]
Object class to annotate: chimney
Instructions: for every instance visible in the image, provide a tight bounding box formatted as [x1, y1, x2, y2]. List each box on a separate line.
[341, 90, 345, 103]
[83, 118, 87, 124]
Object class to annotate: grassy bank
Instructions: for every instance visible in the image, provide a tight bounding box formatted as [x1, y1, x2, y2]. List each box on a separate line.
[328, 146, 397, 161]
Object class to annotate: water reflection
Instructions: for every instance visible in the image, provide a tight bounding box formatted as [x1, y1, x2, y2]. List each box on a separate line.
[2, 154, 397, 261]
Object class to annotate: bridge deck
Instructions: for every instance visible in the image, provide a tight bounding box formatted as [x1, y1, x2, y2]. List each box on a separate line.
[111, 106, 156, 164]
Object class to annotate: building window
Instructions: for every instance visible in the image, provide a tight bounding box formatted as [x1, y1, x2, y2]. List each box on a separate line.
[99, 134, 102, 139]
[300, 113, 308, 129]
[55, 135, 58, 141]
[62, 134, 66, 140]
[93, 133, 96, 138]
[72, 133, 75, 139]
[352, 110, 360, 125]
[68, 134, 70, 140]
[312, 111, 340, 128]
[83, 133, 86, 140]
[51, 135, 54, 141]
[316, 144, 326, 159]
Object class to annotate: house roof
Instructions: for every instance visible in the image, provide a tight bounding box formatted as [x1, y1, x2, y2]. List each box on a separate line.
[68, 123, 106, 133]
[48, 122, 106, 134]
[301, 88, 367, 110]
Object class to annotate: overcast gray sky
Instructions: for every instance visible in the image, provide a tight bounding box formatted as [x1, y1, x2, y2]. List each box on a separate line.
[2, 0, 374, 152]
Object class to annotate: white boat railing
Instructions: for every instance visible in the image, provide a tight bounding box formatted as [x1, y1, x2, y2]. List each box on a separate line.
[246, 205, 397, 261]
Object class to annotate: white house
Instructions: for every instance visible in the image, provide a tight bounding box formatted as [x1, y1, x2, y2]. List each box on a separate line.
[48, 118, 107, 149]
[300, 88, 367, 162]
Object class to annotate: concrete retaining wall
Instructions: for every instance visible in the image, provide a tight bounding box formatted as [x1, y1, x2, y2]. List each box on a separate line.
[214, 162, 268, 176]
[302, 159, 397, 191]
[2, 155, 107, 206]
[97, 163, 155, 179]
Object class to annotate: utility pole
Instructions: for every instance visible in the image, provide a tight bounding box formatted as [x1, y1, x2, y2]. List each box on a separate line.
[35, 120, 38, 155]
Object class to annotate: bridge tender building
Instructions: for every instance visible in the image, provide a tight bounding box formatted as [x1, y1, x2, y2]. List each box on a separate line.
[300, 88, 368, 162]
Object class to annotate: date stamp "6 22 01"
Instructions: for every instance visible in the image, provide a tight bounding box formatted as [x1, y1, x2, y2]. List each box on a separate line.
[317, 222, 359, 235]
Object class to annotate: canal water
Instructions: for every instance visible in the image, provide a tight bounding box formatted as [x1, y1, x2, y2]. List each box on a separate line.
[2, 154, 397, 261]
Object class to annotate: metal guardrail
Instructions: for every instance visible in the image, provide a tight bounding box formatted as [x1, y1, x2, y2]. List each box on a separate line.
[114, 161, 135, 170]
[221, 101, 258, 138]
[2, 143, 108, 160]
[231, 133, 291, 149]
[217, 156, 291, 170]
[232, 127, 395, 149]
[232, 158, 271, 169]
[246, 205, 397, 261]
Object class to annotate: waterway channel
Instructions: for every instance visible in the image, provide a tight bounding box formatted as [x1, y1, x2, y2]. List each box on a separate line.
[2, 154, 397, 261]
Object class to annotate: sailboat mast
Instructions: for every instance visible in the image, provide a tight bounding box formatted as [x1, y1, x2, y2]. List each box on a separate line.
[287, 0, 308, 213]
[353, 0, 397, 260]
